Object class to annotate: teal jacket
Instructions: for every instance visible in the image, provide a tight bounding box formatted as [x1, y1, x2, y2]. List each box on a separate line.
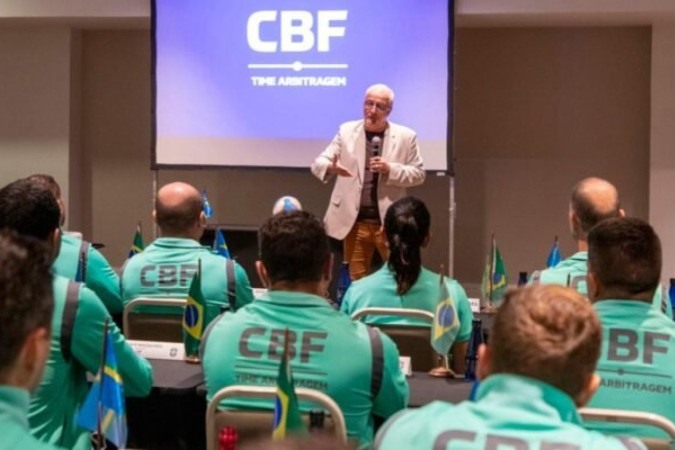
[529, 251, 672, 319]
[53, 233, 123, 314]
[29, 276, 153, 450]
[340, 265, 474, 342]
[121, 237, 254, 326]
[587, 299, 675, 439]
[0, 387, 62, 450]
[375, 374, 646, 450]
[202, 290, 409, 448]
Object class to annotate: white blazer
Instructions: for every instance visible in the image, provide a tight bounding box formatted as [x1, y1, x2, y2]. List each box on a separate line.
[311, 120, 426, 240]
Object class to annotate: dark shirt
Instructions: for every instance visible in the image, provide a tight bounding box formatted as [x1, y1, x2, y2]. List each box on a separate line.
[358, 131, 385, 223]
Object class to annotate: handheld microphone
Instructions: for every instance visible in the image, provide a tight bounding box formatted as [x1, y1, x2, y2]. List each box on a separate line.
[370, 136, 382, 173]
[371, 136, 381, 157]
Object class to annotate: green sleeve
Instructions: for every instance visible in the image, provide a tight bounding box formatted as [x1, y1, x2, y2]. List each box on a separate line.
[372, 332, 409, 419]
[339, 285, 355, 315]
[450, 281, 474, 342]
[86, 247, 123, 314]
[71, 286, 153, 397]
[233, 262, 255, 311]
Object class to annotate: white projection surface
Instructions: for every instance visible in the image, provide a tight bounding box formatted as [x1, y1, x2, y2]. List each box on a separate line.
[153, 0, 452, 171]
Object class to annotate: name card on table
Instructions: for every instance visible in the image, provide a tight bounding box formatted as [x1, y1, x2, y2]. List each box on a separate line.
[469, 298, 480, 313]
[399, 356, 412, 376]
[253, 288, 268, 299]
[128, 340, 185, 361]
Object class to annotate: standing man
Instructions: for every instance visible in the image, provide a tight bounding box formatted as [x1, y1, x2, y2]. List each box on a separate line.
[312, 84, 425, 280]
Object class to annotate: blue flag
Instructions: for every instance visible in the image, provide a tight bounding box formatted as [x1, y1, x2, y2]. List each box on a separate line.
[546, 237, 562, 268]
[213, 229, 231, 259]
[202, 188, 213, 218]
[77, 328, 127, 448]
[335, 262, 351, 307]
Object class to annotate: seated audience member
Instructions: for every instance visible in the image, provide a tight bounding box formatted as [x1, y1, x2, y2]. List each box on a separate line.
[0, 179, 153, 450]
[340, 197, 473, 372]
[202, 211, 408, 448]
[121, 181, 254, 326]
[28, 173, 123, 315]
[585, 217, 675, 438]
[529, 177, 671, 318]
[0, 231, 59, 450]
[374, 285, 646, 450]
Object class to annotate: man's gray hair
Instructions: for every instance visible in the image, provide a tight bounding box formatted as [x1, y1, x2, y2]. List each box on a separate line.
[365, 83, 395, 104]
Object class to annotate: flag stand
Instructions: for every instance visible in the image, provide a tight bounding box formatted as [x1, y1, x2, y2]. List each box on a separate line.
[429, 354, 455, 378]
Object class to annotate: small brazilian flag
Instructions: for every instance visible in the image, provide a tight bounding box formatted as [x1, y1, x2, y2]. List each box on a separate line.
[183, 265, 205, 358]
[128, 224, 144, 258]
[272, 329, 305, 440]
[213, 228, 231, 259]
[431, 274, 460, 356]
[481, 235, 508, 303]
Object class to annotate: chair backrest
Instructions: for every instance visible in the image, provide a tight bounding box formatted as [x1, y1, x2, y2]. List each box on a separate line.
[351, 307, 437, 371]
[123, 298, 186, 342]
[579, 407, 675, 450]
[206, 385, 348, 450]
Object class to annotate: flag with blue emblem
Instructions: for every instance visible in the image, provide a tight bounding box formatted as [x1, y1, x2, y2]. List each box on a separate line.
[282, 197, 297, 212]
[213, 228, 231, 259]
[202, 188, 213, 218]
[128, 223, 144, 258]
[183, 262, 205, 359]
[76, 322, 127, 448]
[546, 236, 562, 268]
[272, 329, 305, 440]
[481, 234, 508, 304]
[431, 274, 460, 356]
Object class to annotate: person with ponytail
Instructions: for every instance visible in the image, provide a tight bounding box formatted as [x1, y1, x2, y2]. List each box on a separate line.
[340, 197, 473, 371]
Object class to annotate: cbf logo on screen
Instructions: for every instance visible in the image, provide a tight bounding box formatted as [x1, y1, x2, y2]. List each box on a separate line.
[246, 9, 349, 87]
[247, 10, 347, 52]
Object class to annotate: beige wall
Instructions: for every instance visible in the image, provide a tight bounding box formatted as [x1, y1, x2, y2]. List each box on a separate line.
[0, 27, 76, 226]
[454, 27, 652, 289]
[650, 24, 675, 285]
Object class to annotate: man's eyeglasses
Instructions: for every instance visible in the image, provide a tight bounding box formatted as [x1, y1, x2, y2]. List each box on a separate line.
[364, 100, 390, 112]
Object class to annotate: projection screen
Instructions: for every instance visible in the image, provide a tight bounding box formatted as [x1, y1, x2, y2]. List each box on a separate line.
[152, 0, 453, 172]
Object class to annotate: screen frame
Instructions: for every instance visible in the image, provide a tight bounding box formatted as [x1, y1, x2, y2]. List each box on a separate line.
[150, 0, 455, 175]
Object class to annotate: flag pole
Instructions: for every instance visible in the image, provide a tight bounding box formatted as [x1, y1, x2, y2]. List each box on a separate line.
[96, 319, 109, 450]
[488, 233, 495, 307]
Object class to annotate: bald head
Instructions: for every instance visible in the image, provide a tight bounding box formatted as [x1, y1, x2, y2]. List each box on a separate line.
[154, 182, 204, 238]
[570, 177, 623, 241]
